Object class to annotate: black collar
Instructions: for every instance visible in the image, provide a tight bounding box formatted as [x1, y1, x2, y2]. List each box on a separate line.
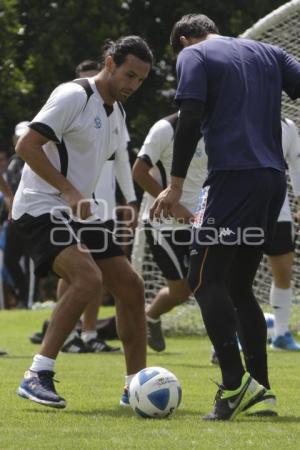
[103, 103, 113, 117]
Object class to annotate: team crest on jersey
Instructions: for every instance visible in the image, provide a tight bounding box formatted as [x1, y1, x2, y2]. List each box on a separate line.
[94, 116, 102, 129]
[193, 186, 210, 229]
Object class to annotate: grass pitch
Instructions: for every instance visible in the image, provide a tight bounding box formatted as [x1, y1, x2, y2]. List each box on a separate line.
[0, 309, 300, 450]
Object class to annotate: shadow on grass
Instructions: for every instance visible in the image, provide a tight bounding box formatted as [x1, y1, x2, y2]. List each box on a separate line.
[238, 415, 300, 424]
[24, 407, 134, 418]
[22, 407, 300, 422]
[164, 361, 216, 369]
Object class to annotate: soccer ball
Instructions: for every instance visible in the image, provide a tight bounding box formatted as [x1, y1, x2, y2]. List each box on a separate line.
[264, 312, 275, 342]
[129, 367, 182, 419]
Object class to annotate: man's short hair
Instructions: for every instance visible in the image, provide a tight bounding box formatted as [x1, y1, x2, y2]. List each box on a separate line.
[170, 14, 219, 53]
[75, 60, 101, 77]
[101, 36, 153, 67]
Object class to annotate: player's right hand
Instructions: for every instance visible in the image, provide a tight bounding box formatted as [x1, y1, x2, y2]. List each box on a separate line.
[62, 188, 92, 220]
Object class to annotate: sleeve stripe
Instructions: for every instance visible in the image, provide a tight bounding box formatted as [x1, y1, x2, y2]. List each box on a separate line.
[29, 122, 60, 143]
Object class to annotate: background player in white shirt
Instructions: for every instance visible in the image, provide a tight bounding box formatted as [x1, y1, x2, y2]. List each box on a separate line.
[13, 36, 153, 409]
[133, 112, 207, 351]
[265, 118, 300, 350]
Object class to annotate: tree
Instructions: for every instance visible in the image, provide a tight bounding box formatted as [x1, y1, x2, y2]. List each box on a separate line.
[0, 0, 289, 149]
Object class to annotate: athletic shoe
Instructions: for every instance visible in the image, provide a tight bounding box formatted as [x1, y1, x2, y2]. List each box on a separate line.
[85, 337, 121, 353]
[147, 318, 165, 352]
[61, 336, 90, 353]
[203, 372, 266, 421]
[243, 389, 277, 416]
[0, 350, 7, 356]
[17, 370, 66, 408]
[271, 332, 300, 351]
[30, 320, 49, 344]
[119, 385, 130, 407]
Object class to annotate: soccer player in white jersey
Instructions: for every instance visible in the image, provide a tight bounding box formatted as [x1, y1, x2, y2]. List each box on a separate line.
[133, 113, 207, 351]
[59, 60, 137, 354]
[12, 36, 153, 409]
[264, 118, 300, 351]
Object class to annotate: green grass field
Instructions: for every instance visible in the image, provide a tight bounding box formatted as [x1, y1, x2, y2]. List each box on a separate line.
[1, 309, 300, 450]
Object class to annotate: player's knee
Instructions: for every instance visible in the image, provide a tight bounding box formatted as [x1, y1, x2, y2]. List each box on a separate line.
[169, 284, 191, 304]
[73, 268, 102, 299]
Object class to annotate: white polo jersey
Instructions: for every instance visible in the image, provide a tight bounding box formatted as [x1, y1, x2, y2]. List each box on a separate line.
[12, 77, 128, 220]
[279, 118, 300, 222]
[138, 116, 207, 228]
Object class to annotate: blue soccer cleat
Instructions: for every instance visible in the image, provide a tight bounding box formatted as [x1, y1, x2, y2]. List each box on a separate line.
[119, 385, 130, 407]
[271, 332, 300, 351]
[17, 370, 66, 408]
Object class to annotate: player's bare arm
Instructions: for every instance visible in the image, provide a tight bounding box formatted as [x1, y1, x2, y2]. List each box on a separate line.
[16, 128, 91, 219]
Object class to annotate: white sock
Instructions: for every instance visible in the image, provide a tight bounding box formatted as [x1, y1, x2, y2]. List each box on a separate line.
[125, 374, 135, 387]
[146, 314, 160, 323]
[81, 330, 97, 343]
[270, 283, 292, 336]
[29, 354, 55, 373]
[63, 330, 79, 346]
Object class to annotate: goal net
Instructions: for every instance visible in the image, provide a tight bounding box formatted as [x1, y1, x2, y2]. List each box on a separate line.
[132, 0, 300, 335]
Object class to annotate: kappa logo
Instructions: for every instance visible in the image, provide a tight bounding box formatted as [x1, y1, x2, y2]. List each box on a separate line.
[94, 116, 102, 129]
[219, 227, 235, 238]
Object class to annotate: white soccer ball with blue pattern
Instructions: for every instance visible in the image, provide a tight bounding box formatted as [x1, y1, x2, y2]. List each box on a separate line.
[129, 366, 182, 418]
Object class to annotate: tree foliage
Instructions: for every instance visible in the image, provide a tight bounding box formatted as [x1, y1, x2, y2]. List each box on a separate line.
[0, 0, 289, 150]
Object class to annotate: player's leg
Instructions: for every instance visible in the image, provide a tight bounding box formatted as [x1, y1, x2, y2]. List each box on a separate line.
[15, 212, 104, 408]
[55, 278, 87, 353]
[144, 224, 191, 351]
[147, 280, 191, 319]
[266, 222, 300, 350]
[189, 245, 244, 387]
[96, 256, 146, 375]
[80, 290, 121, 353]
[18, 244, 103, 408]
[188, 244, 265, 420]
[228, 245, 278, 416]
[41, 245, 102, 358]
[228, 245, 269, 387]
[57, 278, 119, 353]
[146, 280, 190, 352]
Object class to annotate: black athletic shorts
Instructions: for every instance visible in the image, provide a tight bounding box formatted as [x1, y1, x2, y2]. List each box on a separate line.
[144, 222, 191, 280]
[13, 214, 123, 277]
[192, 168, 286, 247]
[264, 221, 295, 256]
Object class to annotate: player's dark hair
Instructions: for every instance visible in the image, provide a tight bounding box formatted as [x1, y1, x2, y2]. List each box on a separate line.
[75, 60, 101, 77]
[170, 14, 219, 53]
[101, 36, 153, 67]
